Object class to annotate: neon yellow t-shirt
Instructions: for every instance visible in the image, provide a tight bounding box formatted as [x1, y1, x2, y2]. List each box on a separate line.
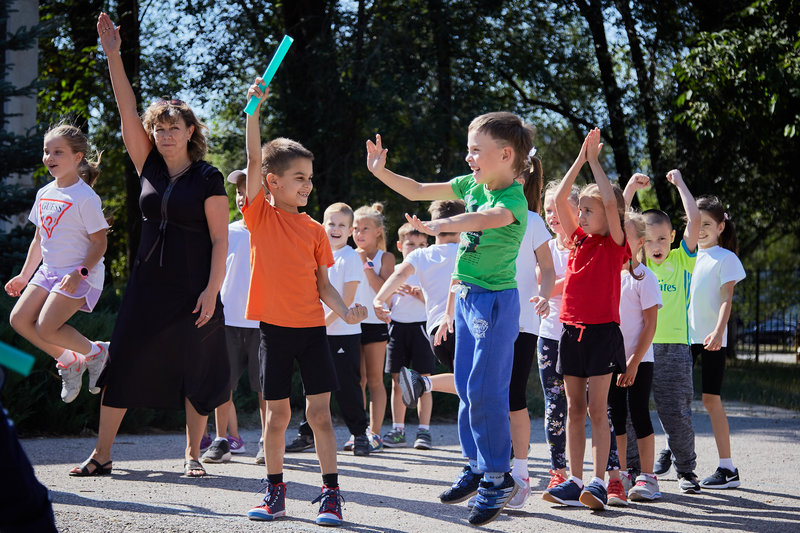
[646, 239, 696, 344]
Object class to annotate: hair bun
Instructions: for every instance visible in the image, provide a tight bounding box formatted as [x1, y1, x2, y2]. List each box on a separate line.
[371, 202, 385, 214]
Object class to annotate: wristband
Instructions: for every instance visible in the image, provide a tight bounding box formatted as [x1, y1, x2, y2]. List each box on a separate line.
[363, 260, 375, 271]
[78, 266, 89, 279]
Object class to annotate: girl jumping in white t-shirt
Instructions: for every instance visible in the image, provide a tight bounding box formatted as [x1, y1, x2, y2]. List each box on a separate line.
[5, 124, 109, 403]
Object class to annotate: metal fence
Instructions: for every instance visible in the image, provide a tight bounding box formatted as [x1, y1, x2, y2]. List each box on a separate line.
[731, 268, 800, 362]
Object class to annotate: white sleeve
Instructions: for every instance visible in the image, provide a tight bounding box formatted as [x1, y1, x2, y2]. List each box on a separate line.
[79, 193, 110, 234]
[719, 253, 746, 286]
[530, 214, 552, 251]
[343, 252, 363, 284]
[28, 189, 42, 227]
[641, 270, 663, 310]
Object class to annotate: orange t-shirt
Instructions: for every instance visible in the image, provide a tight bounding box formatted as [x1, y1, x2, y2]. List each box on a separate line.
[242, 193, 334, 327]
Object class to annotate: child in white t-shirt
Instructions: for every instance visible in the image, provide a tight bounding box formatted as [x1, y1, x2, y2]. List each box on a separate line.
[689, 196, 746, 489]
[6, 124, 109, 404]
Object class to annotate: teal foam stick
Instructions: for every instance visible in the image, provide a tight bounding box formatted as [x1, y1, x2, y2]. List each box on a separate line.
[0, 341, 35, 377]
[244, 35, 294, 116]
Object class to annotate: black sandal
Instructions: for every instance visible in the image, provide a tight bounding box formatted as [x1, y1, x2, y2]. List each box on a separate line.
[69, 457, 112, 477]
[184, 459, 206, 477]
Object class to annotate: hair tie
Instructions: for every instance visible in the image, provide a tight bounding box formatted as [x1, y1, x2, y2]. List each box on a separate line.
[724, 212, 729, 220]
[528, 146, 538, 160]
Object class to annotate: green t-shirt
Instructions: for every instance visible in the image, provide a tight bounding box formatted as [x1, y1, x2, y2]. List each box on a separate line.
[647, 239, 697, 344]
[449, 174, 527, 290]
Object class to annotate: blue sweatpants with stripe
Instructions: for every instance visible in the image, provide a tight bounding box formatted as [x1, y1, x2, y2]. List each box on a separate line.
[454, 283, 519, 474]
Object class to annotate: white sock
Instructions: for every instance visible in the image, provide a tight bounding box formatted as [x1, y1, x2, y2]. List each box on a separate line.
[468, 459, 482, 474]
[569, 475, 584, 489]
[418, 424, 430, 431]
[719, 458, 735, 471]
[484, 472, 505, 487]
[512, 458, 528, 479]
[56, 350, 81, 367]
[393, 423, 405, 432]
[82, 342, 100, 358]
[421, 376, 433, 392]
[591, 476, 607, 489]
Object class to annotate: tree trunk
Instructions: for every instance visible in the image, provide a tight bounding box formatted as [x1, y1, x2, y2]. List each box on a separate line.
[428, 0, 454, 172]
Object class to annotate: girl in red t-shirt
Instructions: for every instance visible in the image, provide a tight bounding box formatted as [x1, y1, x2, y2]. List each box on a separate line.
[542, 128, 630, 510]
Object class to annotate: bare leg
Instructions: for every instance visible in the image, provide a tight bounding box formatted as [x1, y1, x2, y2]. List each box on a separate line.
[258, 392, 266, 434]
[264, 398, 291, 475]
[306, 393, 337, 474]
[185, 399, 208, 472]
[564, 375, 588, 480]
[228, 397, 240, 439]
[9, 286, 67, 358]
[703, 393, 732, 460]
[36, 292, 92, 355]
[616, 433, 628, 471]
[639, 434, 655, 474]
[72, 390, 126, 473]
[390, 373, 406, 426]
[509, 408, 530, 461]
[362, 341, 387, 435]
[587, 374, 613, 479]
[429, 373, 457, 394]
[213, 392, 233, 439]
[417, 373, 432, 426]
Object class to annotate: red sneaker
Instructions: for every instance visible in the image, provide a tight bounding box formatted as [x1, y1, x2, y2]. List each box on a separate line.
[547, 469, 568, 490]
[607, 478, 628, 506]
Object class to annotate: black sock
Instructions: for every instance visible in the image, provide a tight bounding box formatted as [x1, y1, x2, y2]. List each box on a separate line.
[322, 473, 338, 488]
[267, 473, 283, 485]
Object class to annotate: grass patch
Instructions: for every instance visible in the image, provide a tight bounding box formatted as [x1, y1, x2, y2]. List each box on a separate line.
[694, 358, 800, 411]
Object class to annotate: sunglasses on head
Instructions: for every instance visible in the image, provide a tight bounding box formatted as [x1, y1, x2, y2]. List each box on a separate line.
[155, 97, 185, 106]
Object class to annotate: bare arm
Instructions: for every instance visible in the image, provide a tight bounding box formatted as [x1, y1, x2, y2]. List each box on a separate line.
[192, 195, 229, 327]
[374, 261, 415, 309]
[366, 134, 457, 201]
[617, 304, 658, 387]
[405, 207, 515, 236]
[704, 281, 736, 351]
[326, 280, 359, 326]
[317, 266, 368, 324]
[555, 137, 588, 240]
[535, 241, 555, 302]
[623, 173, 650, 208]
[433, 279, 458, 346]
[585, 128, 625, 246]
[97, 13, 151, 174]
[667, 170, 700, 253]
[245, 78, 268, 204]
[4, 230, 42, 296]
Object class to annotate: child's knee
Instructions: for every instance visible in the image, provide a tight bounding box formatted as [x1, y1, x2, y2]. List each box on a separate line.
[586, 403, 607, 423]
[266, 407, 291, 430]
[306, 405, 332, 430]
[34, 317, 57, 342]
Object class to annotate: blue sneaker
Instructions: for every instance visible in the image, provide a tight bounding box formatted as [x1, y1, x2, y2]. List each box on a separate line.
[439, 465, 482, 504]
[468, 473, 519, 526]
[369, 433, 384, 452]
[542, 479, 583, 507]
[247, 481, 287, 521]
[579, 479, 608, 510]
[312, 485, 344, 526]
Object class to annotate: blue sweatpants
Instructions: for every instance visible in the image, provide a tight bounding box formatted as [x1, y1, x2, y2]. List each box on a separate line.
[454, 283, 519, 474]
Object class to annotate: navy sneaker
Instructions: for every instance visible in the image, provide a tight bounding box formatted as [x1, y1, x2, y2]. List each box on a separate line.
[654, 448, 672, 476]
[677, 471, 702, 494]
[312, 485, 344, 526]
[700, 467, 740, 489]
[467, 473, 519, 526]
[247, 481, 287, 521]
[579, 479, 607, 510]
[542, 479, 583, 507]
[439, 465, 482, 504]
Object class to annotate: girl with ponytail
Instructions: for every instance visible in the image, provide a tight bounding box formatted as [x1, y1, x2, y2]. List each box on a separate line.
[5, 122, 110, 406]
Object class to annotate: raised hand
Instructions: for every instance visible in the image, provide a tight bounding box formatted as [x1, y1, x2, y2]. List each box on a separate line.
[666, 169, 684, 188]
[97, 12, 121, 55]
[247, 77, 269, 109]
[629, 173, 650, 191]
[366, 134, 388, 175]
[584, 127, 604, 162]
[404, 213, 440, 236]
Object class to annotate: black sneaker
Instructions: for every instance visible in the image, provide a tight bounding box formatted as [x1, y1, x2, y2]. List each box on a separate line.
[468, 473, 518, 526]
[439, 465, 482, 504]
[285, 434, 315, 452]
[398, 366, 425, 408]
[654, 448, 672, 476]
[677, 471, 701, 494]
[352, 434, 370, 457]
[201, 437, 232, 463]
[700, 467, 740, 489]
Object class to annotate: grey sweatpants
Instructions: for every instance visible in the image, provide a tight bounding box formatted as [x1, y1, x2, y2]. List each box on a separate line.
[626, 343, 697, 473]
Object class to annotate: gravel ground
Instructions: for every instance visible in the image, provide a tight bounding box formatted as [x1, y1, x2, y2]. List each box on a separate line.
[20, 402, 800, 532]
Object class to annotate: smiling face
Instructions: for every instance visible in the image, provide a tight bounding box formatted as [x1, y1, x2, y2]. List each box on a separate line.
[353, 216, 381, 251]
[465, 129, 513, 187]
[152, 118, 194, 159]
[267, 157, 313, 213]
[544, 194, 578, 239]
[698, 211, 725, 249]
[643, 221, 675, 265]
[577, 195, 609, 235]
[324, 211, 353, 250]
[397, 233, 428, 259]
[42, 135, 82, 182]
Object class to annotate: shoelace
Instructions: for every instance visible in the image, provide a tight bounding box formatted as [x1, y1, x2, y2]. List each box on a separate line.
[256, 479, 283, 508]
[312, 488, 345, 514]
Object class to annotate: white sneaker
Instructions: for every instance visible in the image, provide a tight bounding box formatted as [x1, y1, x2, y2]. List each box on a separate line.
[505, 477, 530, 509]
[628, 474, 662, 501]
[58, 357, 86, 403]
[620, 471, 633, 493]
[85, 341, 109, 394]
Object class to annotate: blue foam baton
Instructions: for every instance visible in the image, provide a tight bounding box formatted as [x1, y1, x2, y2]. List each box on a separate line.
[0, 341, 35, 377]
[244, 35, 294, 116]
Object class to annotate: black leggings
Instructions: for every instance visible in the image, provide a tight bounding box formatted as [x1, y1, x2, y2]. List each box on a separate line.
[608, 362, 654, 439]
[509, 332, 537, 412]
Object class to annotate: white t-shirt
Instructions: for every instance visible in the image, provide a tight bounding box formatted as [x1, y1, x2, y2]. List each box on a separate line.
[390, 272, 427, 323]
[516, 211, 552, 334]
[689, 246, 746, 347]
[619, 263, 662, 363]
[221, 220, 259, 328]
[405, 243, 458, 335]
[356, 248, 391, 324]
[538, 238, 571, 341]
[324, 245, 363, 336]
[28, 179, 109, 289]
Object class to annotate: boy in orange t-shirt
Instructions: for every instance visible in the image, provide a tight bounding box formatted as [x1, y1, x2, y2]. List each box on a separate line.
[242, 79, 367, 527]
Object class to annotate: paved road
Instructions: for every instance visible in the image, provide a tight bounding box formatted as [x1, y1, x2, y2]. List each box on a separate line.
[21, 402, 800, 532]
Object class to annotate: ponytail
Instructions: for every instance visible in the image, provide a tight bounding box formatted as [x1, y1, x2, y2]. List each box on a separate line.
[696, 195, 739, 254]
[44, 122, 102, 187]
[624, 209, 646, 280]
[354, 202, 387, 251]
[519, 152, 543, 213]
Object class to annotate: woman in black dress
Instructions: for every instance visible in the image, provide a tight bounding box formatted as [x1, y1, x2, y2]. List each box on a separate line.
[70, 12, 230, 477]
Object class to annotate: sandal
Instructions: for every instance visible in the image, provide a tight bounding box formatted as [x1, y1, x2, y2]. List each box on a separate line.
[69, 457, 112, 477]
[184, 459, 206, 477]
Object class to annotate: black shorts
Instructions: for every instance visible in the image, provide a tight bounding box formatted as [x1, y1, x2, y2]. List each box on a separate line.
[258, 322, 338, 401]
[558, 322, 626, 378]
[385, 321, 435, 374]
[225, 325, 261, 393]
[429, 325, 455, 371]
[510, 331, 537, 411]
[691, 344, 726, 395]
[360, 322, 389, 345]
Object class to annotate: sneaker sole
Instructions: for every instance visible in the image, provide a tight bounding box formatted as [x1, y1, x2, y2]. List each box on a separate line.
[87, 342, 109, 394]
[541, 492, 582, 507]
[247, 510, 286, 521]
[382, 441, 407, 448]
[352, 448, 370, 457]
[230, 448, 247, 455]
[607, 495, 628, 507]
[680, 485, 701, 494]
[700, 480, 740, 489]
[285, 445, 314, 453]
[399, 368, 416, 407]
[413, 441, 432, 450]
[440, 489, 478, 504]
[579, 491, 607, 510]
[316, 515, 343, 527]
[505, 490, 530, 510]
[468, 484, 519, 526]
[201, 452, 231, 463]
[629, 490, 661, 501]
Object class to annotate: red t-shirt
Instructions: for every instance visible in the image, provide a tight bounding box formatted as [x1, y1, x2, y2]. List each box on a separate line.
[242, 193, 334, 328]
[559, 228, 631, 325]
